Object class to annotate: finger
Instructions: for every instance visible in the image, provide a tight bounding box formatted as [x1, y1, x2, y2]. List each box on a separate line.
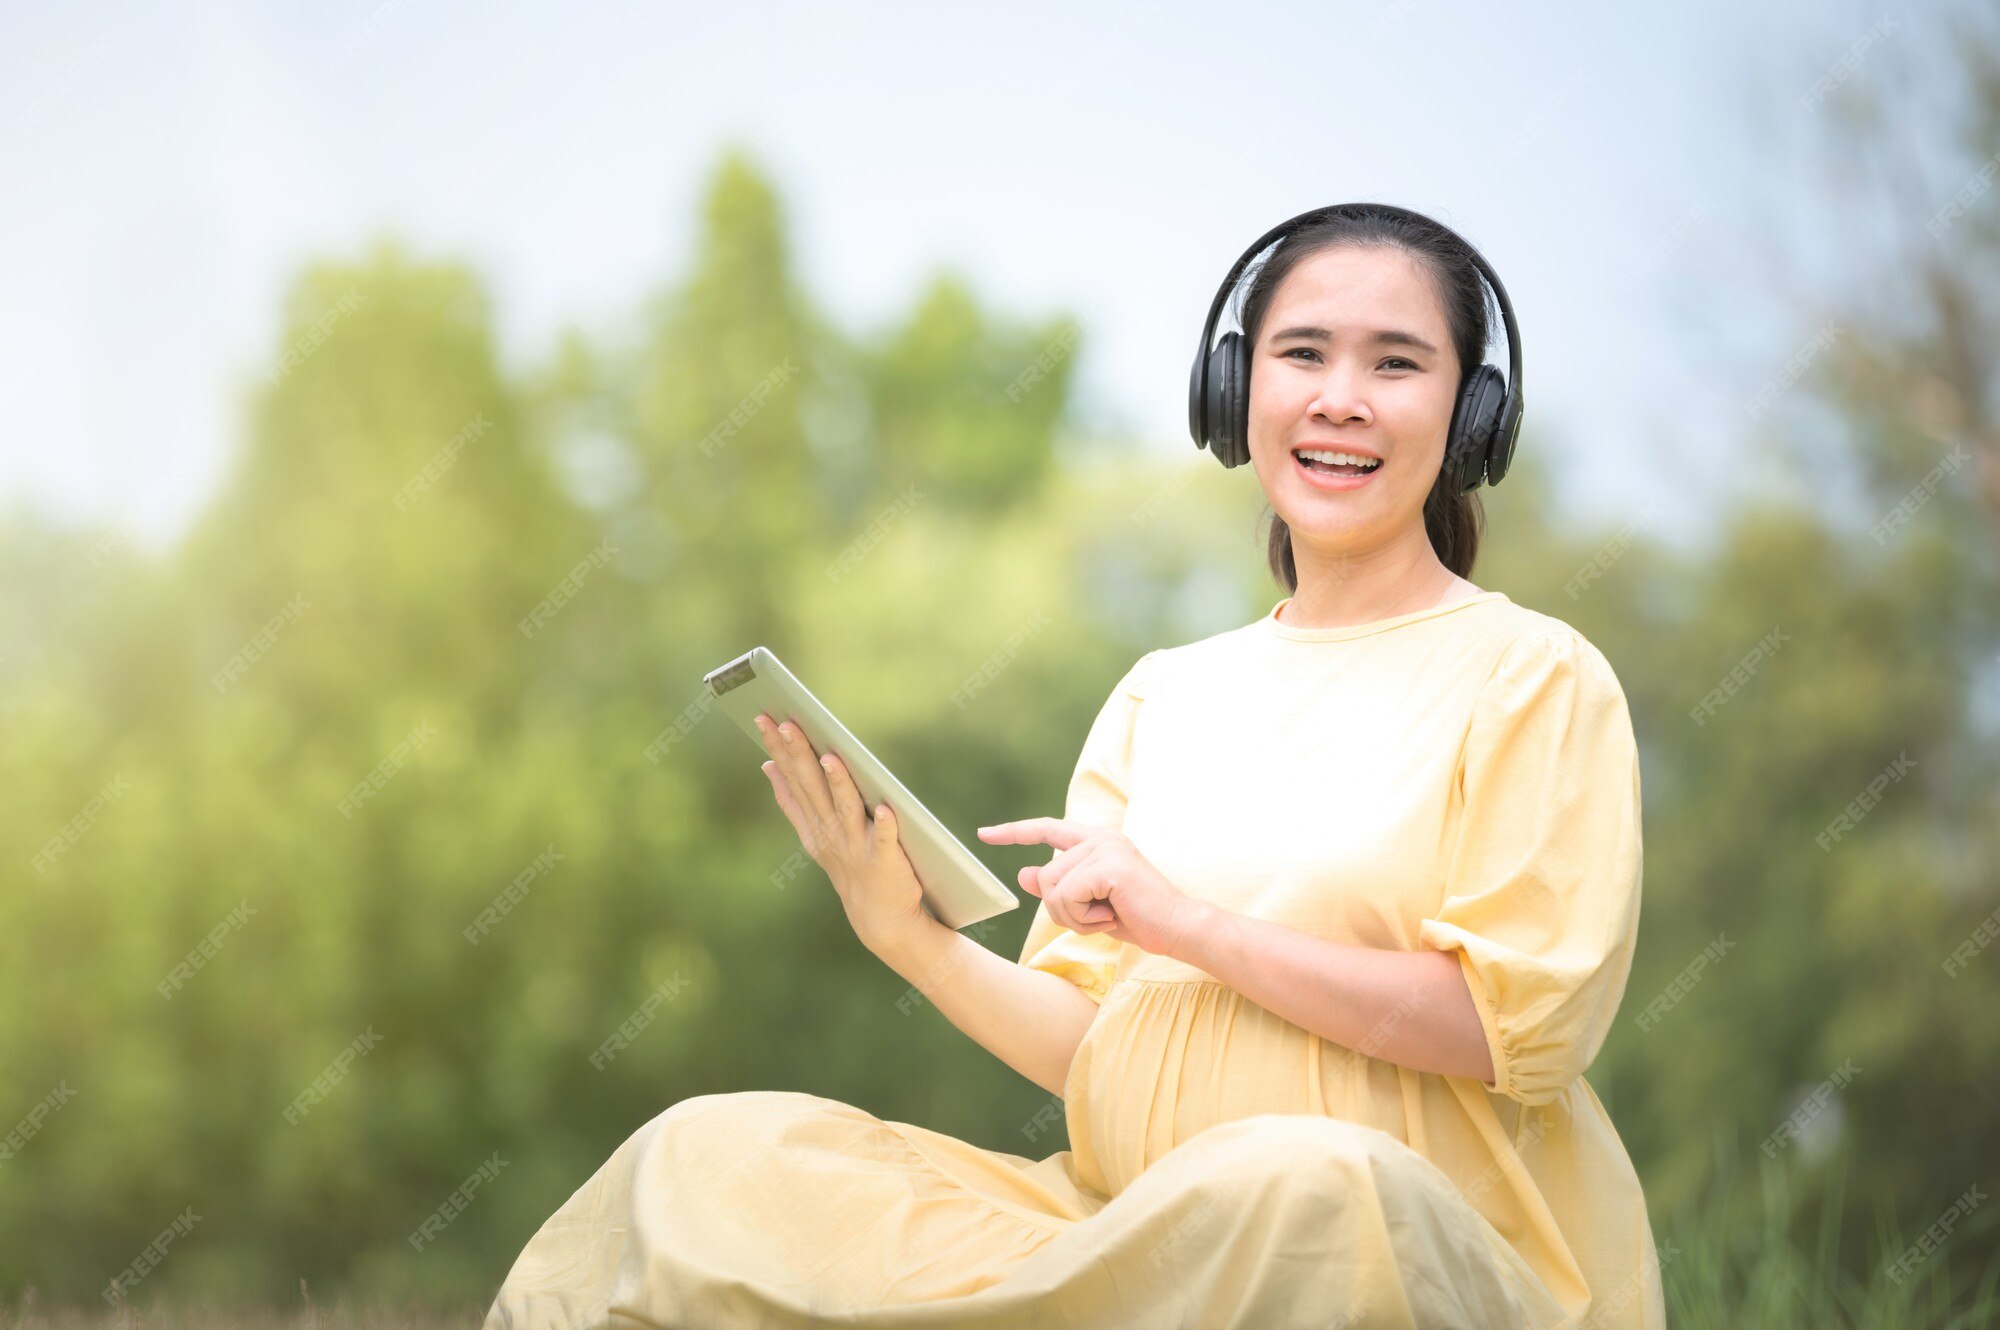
[761, 761, 820, 856]
[1076, 894, 1117, 925]
[1049, 879, 1113, 935]
[1050, 860, 1119, 932]
[865, 799, 899, 855]
[1038, 853, 1097, 932]
[1058, 859, 1122, 927]
[768, 718, 838, 825]
[1020, 838, 1095, 902]
[1007, 829, 1095, 899]
[1063, 893, 1117, 930]
[1034, 833, 1113, 898]
[818, 751, 868, 838]
[1048, 844, 1128, 928]
[753, 713, 786, 762]
[754, 714, 801, 795]
[975, 817, 1090, 852]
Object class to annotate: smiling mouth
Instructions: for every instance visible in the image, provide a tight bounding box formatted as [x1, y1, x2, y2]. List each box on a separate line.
[1293, 448, 1382, 477]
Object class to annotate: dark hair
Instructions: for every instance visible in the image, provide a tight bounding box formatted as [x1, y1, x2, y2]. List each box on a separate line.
[1234, 205, 1491, 591]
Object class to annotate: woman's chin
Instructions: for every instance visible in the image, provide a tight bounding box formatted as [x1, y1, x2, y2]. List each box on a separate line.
[1276, 507, 1378, 541]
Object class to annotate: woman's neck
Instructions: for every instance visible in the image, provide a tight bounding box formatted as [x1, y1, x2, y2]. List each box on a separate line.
[1278, 547, 1476, 630]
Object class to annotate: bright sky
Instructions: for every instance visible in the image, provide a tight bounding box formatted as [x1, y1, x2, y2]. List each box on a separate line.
[0, 0, 1951, 555]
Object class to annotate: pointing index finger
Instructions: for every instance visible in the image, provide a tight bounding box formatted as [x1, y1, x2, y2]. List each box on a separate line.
[976, 817, 1090, 851]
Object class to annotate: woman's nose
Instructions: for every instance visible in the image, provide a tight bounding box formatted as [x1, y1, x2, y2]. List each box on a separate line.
[1307, 373, 1371, 424]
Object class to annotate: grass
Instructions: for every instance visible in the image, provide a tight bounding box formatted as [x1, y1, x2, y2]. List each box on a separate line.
[1658, 1129, 2000, 1329]
[0, 1282, 490, 1329]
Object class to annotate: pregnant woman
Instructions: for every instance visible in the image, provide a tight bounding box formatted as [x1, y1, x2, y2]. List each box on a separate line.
[484, 203, 1666, 1329]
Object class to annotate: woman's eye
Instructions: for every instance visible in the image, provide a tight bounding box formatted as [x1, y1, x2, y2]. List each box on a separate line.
[1281, 348, 1418, 371]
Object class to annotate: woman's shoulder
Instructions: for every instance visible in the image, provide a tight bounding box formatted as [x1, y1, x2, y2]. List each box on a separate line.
[1466, 600, 1633, 716]
[1473, 597, 1585, 648]
[1477, 598, 1618, 665]
[1111, 622, 1252, 695]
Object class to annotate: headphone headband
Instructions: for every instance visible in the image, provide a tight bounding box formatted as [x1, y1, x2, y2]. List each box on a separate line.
[1187, 203, 1524, 491]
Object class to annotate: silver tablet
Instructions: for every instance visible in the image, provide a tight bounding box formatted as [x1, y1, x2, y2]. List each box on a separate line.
[702, 647, 1021, 931]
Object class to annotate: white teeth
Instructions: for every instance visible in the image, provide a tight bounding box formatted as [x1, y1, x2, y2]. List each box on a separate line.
[1296, 449, 1381, 470]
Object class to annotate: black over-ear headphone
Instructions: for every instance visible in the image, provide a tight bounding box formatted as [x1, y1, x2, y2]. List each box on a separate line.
[1187, 203, 1523, 493]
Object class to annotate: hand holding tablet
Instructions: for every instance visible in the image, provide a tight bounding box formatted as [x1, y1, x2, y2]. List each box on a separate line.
[701, 647, 1021, 932]
[750, 710, 933, 952]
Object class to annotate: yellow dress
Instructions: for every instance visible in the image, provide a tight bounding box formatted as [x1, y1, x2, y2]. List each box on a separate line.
[484, 591, 1667, 1330]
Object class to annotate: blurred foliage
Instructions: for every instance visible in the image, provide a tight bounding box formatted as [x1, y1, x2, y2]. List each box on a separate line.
[1, 49, 1998, 1318]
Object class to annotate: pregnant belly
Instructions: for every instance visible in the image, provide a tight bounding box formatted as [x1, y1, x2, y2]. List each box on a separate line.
[1061, 978, 1413, 1198]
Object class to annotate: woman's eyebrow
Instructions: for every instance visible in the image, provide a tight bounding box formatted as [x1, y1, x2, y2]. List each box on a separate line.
[1269, 325, 1439, 355]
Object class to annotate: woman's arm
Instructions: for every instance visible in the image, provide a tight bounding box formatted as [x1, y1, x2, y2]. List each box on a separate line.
[1168, 901, 1496, 1085]
[870, 915, 1101, 1098]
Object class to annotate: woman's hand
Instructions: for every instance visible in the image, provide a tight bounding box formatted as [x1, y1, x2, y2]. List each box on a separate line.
[754, 713, 933, 954]
[975, 818, 1204, 959]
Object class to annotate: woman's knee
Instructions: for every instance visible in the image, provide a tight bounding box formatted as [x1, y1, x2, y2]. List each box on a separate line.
[624, 1090, 831, 1178]
[652, 1088, 827, 1132]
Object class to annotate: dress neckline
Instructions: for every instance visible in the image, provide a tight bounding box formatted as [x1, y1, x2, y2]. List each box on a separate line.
[1258, 590, 1510, 642]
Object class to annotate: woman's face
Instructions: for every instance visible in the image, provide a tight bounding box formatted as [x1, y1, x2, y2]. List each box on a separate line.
[1245, 244, 1462, 553]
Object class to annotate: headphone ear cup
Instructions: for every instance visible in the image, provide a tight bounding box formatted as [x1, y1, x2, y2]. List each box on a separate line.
[1444, 364, 1505, 493]
[1221, 331, 1251, 468]
[1203, 331, 1248, 468]
[1486, 392, 1522, 487]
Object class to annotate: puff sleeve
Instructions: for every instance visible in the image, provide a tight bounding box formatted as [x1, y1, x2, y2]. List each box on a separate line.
[1418, 631, 1644, 1106]
[1015, 651, 1161, 1005]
